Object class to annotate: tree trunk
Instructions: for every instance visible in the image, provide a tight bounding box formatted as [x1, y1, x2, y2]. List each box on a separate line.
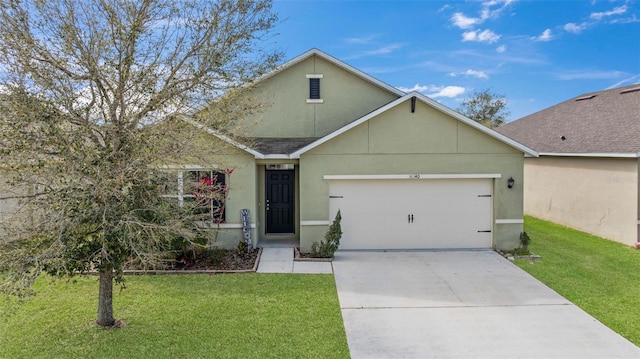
[96, 270, 115, 327]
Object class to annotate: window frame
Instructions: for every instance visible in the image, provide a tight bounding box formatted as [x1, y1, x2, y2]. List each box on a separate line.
[306, 74, 324, 103]
[161, 169, 227, 223]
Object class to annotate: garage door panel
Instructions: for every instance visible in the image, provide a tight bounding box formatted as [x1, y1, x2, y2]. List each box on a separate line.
[329, 179, 493, 250]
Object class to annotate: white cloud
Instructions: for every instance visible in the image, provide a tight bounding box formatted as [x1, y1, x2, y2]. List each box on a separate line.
[610, 14, 640, 24]
[449, 69, 489, 79]
[397, 84, 433, 93]
[556, 70, 625, 80]
[607, 74, 640, 88]
[451, 0, 516, 29]
[496, 45, 507, 53]
[364, 43, 404, 55]
[462, 29, 501, 43]
[532, 29, 553, 42]
[590, 5, 627, 20]
[345, 43, 406, 59]
[396, 84, 466, 98]
[564, 22, 588, 34]
[451, 12, 482, 29]
[344, 34, 381, 45]
[429, 86, 466, 98]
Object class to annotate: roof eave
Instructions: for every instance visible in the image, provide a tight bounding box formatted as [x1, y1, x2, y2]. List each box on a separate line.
[181, 118, 265, 159]
[538, 152, 640, 158]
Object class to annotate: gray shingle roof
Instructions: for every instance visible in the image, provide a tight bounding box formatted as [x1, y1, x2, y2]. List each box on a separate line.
[252, 137, 320, 155]
[497, 84, 640, 154]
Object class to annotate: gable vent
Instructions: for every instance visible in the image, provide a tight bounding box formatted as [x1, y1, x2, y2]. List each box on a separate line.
[309, 78, 320, 99]
[575, 95, 596, 101]
[620, 87, 640, 94]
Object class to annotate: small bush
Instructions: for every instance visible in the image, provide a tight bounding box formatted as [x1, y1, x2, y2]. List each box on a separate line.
[520, 231, 531, 251]
[311, 210, 342, 258]
[236, 240, 250, 259]
[206, 247, 226, 265]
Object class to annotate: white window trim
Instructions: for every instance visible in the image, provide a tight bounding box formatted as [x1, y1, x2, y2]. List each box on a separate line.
[162, 169, 226, 222]
[306, 74, 323, 103]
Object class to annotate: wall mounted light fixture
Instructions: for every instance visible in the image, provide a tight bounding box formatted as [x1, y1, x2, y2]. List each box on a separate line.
[507, 177, 515, 189]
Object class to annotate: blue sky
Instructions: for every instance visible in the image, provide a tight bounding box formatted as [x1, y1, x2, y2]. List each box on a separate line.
[271, 0, 640, 121]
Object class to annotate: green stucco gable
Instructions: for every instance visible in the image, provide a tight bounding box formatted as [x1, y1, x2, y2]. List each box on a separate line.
[238, 54, 400, 139]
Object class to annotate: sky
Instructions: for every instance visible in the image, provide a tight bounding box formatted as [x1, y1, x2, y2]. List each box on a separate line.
[270, 0, 640, 121]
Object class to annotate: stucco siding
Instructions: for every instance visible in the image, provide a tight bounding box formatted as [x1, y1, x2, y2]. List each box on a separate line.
[298, 102, 525, 251]
[368, 103, 458, 154]
[239, 55, 400, 138]
[168, 135, 260, 249]
[524, 156, 638, 246]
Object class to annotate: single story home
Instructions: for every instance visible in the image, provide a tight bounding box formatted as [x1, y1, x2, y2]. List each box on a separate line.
[497, 84, 640, 247]
[174, 49, 537, 251]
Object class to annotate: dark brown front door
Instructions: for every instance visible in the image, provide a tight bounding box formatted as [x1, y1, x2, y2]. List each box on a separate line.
[266, 170, 295, 233]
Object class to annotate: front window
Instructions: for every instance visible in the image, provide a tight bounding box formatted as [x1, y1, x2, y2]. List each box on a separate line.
[161, 169, 227, 222]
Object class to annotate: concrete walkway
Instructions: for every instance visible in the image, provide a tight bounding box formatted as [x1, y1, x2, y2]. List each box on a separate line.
[256, 247, 333, 274]
[332, 250, 640, 359]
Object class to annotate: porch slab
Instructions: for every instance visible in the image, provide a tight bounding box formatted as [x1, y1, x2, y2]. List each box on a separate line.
[257, 247, 294, 273]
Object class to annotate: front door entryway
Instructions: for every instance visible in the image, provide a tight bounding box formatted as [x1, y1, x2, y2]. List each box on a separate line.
[265, 170, 295, 233]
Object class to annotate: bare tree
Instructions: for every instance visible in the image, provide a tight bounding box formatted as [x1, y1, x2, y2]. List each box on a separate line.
[457, 89, 510, 128]
[0, 0, 280, 327]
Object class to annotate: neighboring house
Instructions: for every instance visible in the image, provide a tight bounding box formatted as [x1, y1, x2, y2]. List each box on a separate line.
[497, 84, 640, 247]
[178, 49, 537, 251]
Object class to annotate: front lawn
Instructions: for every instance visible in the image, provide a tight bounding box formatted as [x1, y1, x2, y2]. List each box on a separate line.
[515, 216, 640, 346]
[0, 274, 349, 359]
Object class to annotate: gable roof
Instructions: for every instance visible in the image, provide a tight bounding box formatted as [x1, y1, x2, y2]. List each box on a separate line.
[497, 84, 640, 157]
[190, 49, 536, 159]
[190, 92, 538, 159]
[256, 48, 406, 97]
[290, 92, 538, 158]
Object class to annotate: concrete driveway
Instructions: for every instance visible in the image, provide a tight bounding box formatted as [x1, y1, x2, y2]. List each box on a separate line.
[332, 250, 640, 359]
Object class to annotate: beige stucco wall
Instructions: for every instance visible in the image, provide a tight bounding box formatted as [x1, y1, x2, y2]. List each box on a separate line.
[524, 156, 639, 246]
[298, 99, 525, 251]
[238, 55, 400, 138]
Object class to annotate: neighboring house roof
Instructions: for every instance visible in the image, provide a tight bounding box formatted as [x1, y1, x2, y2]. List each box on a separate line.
[497, 84, 640, 157]
[257, 48, 406, 98]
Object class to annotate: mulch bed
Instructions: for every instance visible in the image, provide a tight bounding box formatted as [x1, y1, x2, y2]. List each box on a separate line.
[294, 247, 333, 262]
[123, 249, 261, 274]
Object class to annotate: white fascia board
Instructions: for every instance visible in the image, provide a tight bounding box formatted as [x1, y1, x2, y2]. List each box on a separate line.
[323, 174, 502, 180]
[300, 220, 331, 226]
[262, 154, 292, 160]
[495, 219, 524, 224]
[539, 152, 640, 158]
[292, 93, 539, 158]
[181, 118, 264, 159]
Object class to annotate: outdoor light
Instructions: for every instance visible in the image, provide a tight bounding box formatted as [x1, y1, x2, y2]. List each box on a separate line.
[507, 177, 515, 189]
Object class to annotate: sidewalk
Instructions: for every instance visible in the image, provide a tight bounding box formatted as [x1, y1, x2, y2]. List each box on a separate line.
[257, 247, 333, 274]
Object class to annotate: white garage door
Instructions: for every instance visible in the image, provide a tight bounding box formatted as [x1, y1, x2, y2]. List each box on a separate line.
[329, 178, 493, 250]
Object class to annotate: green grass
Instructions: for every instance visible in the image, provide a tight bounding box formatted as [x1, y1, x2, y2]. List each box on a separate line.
[515, 216, 640, 346]
[0, 274, 349, 359]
